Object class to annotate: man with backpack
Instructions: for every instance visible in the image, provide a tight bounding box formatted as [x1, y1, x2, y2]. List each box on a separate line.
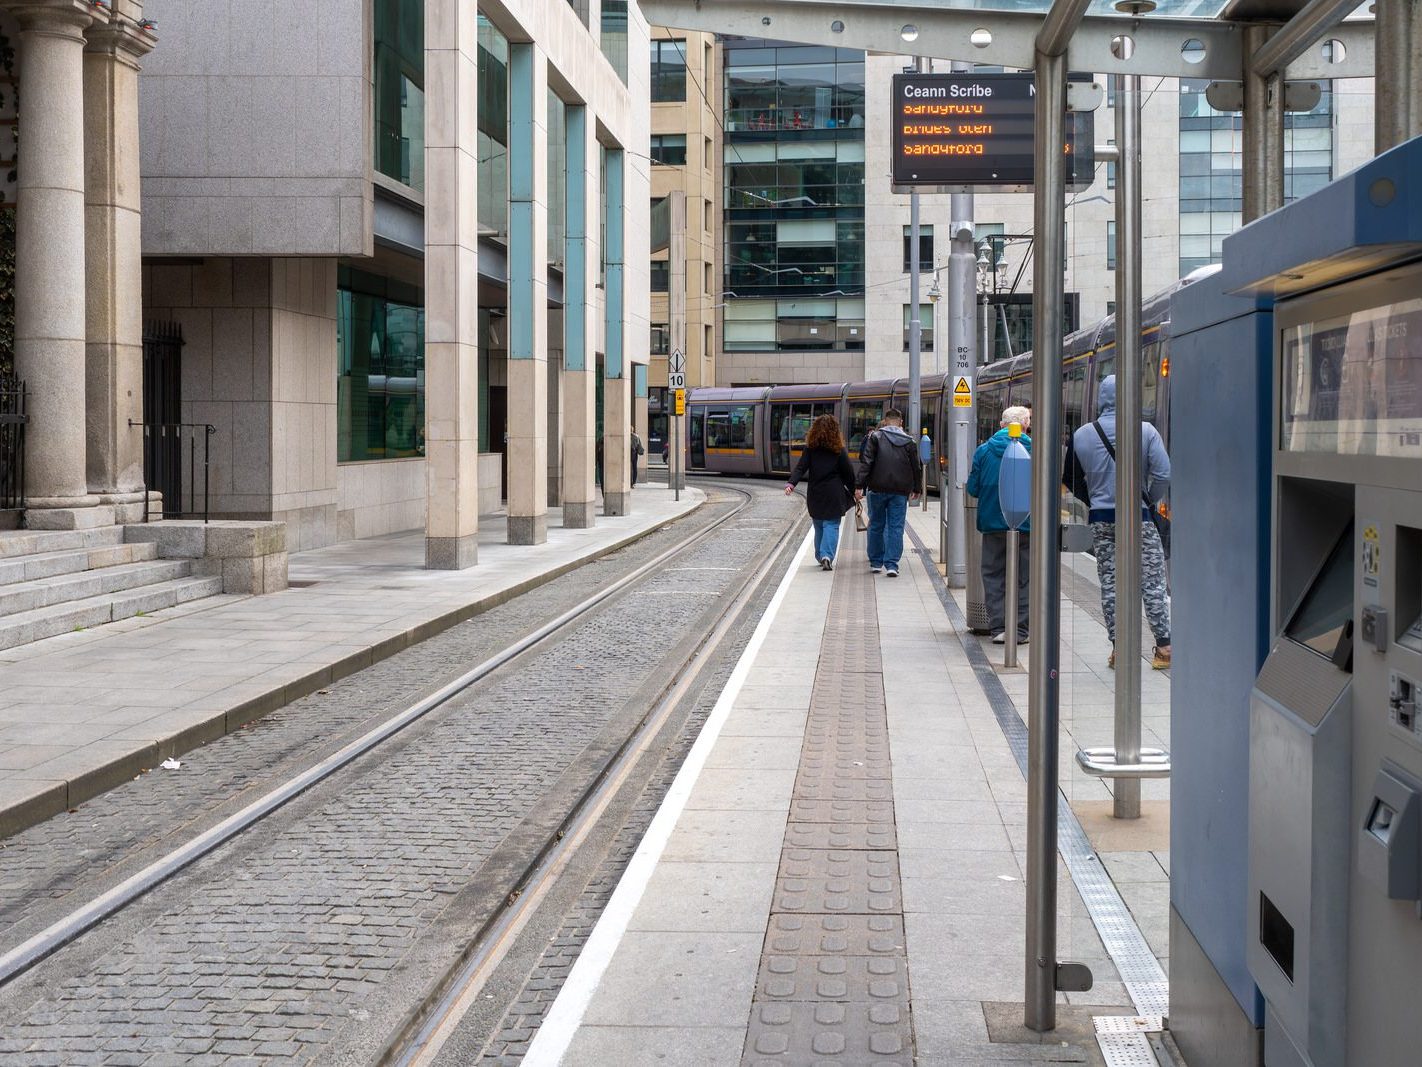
[630, 425, 645, 487]
[854, 408, 922, 578]
[1064, 375, 1172, 669]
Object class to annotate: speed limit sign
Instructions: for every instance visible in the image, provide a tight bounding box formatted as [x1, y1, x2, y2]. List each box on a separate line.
[668, 371, 686, 390]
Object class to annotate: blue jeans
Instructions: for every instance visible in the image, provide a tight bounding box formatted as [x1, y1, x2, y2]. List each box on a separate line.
[813, 518, 842, 562]
[866, 492, 909, 570]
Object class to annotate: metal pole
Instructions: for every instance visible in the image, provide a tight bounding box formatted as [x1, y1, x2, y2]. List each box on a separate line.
[1025, 38, 1075, 1036]
[945, 58, 975, 588]
[907, 56, 929, 441]
[978, 292, 991, 366]
[1004, 528, 1020, 669]
[669, 190, 687, 497]
[940, 470, 949, 565]
[1375, 0, 1422, 153]
[1242, 25, 1286, 223]
[1113, 74, 1144, 820]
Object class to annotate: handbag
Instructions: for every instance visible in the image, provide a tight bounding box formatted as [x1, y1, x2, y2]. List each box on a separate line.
[854, 498, 868, 532]
[1091, 421, 1171, 558]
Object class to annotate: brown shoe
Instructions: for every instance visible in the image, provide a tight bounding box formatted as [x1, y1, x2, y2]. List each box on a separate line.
[1152, 646, 1172, 670]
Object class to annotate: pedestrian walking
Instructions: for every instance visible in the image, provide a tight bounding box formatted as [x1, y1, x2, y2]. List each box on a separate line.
[784, 414, 856, 571]
[630, 425, 644, 486]
[1064, 375, 1172, 669]
[966, 405, 1031, 644]
[854, 407, 922, 578]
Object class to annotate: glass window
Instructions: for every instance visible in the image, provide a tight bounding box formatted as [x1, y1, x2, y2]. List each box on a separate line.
[977, 383, 1006, 444]
[1107, 220, 1117, 271]
[373, 0, 425, 192]
[651, 323, 670, 355]
[650, 134, 687, 166]
[705, 405, 755, 449]
[651, 39, 687, 102]
[478, 18, 509, 238]
[1063, 361, 1088, 438]
[651, 259, 669, 293]
[902, 225, 934, 273]
[337, 267, 425, 462]
[600, 0, 628, 83]
[847, 399, 885, 456]
[902, 304, 934, 352]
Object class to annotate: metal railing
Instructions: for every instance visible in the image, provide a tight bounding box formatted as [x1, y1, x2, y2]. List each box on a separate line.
[131, 420, 216, 523]
[0, 373, 24, 512]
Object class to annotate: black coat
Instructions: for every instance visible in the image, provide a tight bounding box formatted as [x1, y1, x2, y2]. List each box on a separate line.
[788, 447, 856, 521]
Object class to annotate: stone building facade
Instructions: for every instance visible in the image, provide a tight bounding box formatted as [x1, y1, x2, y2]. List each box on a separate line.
[7, 0, 153, 529]
[6, 0, 651, 571]
[136, 0, 651, 563]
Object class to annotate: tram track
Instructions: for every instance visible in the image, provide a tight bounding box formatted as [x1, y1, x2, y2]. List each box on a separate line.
[0, 480, 807, 1066]
[380, 486, 807, 1066]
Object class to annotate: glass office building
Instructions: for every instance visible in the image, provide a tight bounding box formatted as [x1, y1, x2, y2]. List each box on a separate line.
[1178, 78, 1334, 275]
[722, 41, 866, 355]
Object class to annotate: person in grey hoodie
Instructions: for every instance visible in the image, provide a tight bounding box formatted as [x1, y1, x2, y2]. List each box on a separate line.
[1064, 375, 1172, 669]
[854, 408, 922, 577]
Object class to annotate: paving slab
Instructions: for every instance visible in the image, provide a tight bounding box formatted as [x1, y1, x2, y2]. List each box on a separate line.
[0, 486, 702, 838]
[529, 508, 1173, 1064]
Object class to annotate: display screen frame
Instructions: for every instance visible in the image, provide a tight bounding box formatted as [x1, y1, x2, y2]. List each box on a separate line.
[1280, 294, 1422, 459]
[889, 71, 1095, 193]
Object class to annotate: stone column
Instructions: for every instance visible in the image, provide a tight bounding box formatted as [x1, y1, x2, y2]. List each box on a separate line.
[423, 0, 480, 568]
[84, 8, 151, 523]
[561, 104, 597, 528]
[602, 146, 630, 516]
[506, 42, 548, 545]
[13, 0, 101, 528]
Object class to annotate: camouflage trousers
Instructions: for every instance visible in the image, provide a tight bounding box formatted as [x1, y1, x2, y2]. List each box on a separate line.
[1091, 520, 1171, 646]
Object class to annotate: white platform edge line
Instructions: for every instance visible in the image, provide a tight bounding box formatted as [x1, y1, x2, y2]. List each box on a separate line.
[522, 528, 815, 1066]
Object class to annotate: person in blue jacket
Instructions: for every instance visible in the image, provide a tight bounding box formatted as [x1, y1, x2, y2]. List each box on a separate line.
[967, 405, 1031, 644]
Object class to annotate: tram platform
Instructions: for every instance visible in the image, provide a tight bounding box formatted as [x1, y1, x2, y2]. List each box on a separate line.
[524, 507, 1173, 1066]
[0, 485, 704, 839]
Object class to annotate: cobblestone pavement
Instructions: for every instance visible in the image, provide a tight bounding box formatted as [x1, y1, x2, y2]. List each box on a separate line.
[0, 483, 802, 1066]
[0, 499, 728, 944]
[466, 534, 788, 1065]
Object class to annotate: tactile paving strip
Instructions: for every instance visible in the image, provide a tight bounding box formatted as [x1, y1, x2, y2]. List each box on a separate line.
[741, 540, 914, 1066]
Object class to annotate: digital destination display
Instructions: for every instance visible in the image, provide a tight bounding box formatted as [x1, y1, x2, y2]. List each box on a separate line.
[891, 72, 1094, 191]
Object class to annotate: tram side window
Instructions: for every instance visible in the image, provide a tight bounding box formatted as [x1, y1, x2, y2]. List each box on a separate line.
[1091, 355, 1115, 417]
[706, 404, 756, 450]
[1063, 362, 1088, 439]
[1142, 342, 1161, 425]
[977, 385, 1006, 443]
[848, 400, 885, 455]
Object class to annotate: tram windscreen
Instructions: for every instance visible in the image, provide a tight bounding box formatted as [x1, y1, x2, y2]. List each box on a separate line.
[1284, 521, 1355, 661]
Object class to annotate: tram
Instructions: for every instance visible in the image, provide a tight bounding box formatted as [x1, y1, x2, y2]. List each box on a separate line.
[686, 266, 1219, 479]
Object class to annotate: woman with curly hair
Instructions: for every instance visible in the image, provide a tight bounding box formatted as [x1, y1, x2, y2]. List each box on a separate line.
[784, 413, 856, 570]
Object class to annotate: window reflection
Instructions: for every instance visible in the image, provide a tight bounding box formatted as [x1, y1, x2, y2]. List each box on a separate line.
[337, 268, 426, 463]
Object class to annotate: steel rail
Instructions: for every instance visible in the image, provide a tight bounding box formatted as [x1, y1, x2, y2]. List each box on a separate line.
[384, 488, 809, 1066]
[0, 485, 760, 989]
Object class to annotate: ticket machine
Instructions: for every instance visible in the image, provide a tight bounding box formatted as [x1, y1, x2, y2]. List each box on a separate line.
[1235, 154, 1422, 1067]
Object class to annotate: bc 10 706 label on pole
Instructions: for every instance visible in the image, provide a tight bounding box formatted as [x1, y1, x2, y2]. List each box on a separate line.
[953, 376, 974, 408]
[674, 389, 686, 416]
